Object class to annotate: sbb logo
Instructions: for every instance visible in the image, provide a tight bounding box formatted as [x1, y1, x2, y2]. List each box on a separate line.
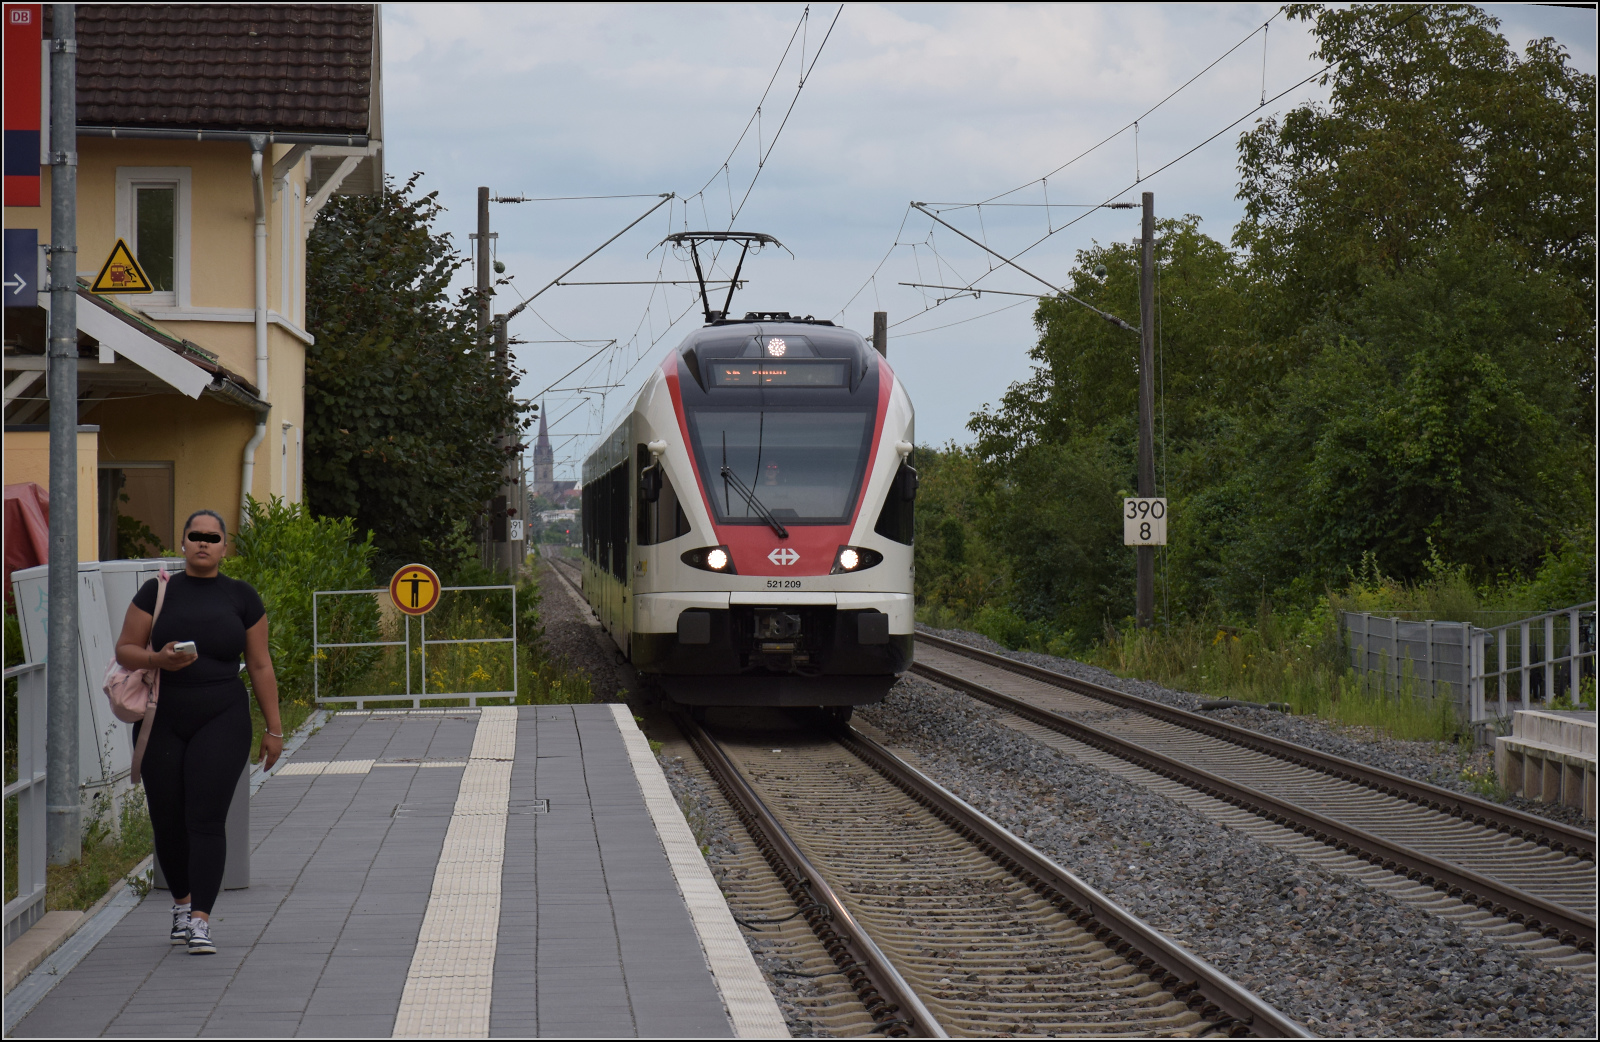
[767, 548, 799, 566]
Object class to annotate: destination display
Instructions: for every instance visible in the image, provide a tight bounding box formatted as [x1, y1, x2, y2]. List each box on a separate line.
[707, 360, 848, 387]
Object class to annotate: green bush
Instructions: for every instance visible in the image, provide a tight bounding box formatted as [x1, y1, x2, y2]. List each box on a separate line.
[223, 496, 380, 703]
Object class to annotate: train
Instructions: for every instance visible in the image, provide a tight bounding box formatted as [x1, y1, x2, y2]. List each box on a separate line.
[579, 311, 916, 709]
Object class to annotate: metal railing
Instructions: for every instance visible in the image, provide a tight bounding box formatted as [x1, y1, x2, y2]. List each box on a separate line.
[312, 585, 518, 709]
[1469, 603, 1596, 724]
[4, 662, 47, 946]
[1340, 603, 1596, 726]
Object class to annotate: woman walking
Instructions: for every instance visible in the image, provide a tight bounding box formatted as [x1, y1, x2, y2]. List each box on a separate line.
[115, 508, 283, 954]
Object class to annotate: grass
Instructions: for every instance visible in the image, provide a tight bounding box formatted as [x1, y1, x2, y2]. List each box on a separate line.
[925, 595, 1470, 745]
[1089, 613, 1466, 743]
[45, 795, 154, 911]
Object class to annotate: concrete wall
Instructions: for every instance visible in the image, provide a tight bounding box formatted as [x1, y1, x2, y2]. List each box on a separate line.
[4, 430, 100, 561]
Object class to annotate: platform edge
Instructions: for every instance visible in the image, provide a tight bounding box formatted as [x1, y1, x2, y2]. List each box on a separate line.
[608, 702, 791, 1039]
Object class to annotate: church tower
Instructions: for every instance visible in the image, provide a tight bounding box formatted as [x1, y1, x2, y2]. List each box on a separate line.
[533, 401, 554, 496]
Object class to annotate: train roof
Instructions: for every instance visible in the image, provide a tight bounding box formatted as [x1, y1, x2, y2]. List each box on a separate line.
[675, 315, 868, 354]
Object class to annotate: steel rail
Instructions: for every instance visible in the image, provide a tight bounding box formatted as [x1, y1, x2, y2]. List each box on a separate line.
[912, 657, 1597, 951]
[834, 725, 1311, 1038]
[677, 711, 944, 1038]
[917, 632, 1595, 861]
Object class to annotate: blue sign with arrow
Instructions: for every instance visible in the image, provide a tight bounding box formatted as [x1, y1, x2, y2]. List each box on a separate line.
[3, 227, 38, 306]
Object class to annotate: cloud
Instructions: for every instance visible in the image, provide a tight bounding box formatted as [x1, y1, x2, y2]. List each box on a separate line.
[379, 2, 1594, 471]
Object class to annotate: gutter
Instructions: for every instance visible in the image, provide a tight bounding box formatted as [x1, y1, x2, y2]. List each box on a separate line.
[76, 126, 368, 147]
[239, 136, 271, 519]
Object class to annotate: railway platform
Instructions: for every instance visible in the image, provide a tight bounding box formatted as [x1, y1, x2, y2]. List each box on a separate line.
[8, 704, 786, 1039]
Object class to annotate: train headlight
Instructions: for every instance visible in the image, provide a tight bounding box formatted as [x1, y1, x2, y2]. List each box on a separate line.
[682, 546, 737, 573]
[830, 546, 884, 574]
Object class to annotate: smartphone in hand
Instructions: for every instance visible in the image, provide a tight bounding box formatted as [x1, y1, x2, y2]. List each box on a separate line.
[173, 641, 197, 655]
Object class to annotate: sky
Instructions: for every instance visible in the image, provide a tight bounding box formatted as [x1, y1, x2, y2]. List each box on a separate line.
[381, 2, 1597, 481]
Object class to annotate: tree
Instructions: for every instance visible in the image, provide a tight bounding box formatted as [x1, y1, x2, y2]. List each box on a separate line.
[1235, 4, 1596, 335]
[1220, 243, 1590, 604]
[304, 175, 526, 567]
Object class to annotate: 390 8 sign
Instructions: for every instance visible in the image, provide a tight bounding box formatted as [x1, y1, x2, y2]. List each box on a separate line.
[1123, 498, 1168, 546]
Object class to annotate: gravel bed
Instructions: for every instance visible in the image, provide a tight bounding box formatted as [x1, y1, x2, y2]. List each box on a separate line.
[660, 752, 839, 1037]
[920, 625, 1595, 830]
[535, 556, 628, 702]
[859, 677, 1596, 1038]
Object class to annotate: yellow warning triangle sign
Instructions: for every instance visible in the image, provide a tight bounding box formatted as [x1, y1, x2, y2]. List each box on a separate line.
[90, 238, 154, 294]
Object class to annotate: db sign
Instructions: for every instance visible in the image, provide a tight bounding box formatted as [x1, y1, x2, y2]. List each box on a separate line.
[1123, 498, 1167, 546]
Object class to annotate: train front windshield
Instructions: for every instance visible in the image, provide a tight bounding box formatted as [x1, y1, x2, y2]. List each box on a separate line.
[687, 408, 875, 525]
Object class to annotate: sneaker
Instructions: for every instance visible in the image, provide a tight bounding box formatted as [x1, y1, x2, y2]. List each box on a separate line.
[187, 917, 216, 955]
[170, 905, 192, 945]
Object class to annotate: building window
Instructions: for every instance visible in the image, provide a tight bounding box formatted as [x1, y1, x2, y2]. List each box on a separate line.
[115, 167, 191, 307]
[134, 185, 176, 292]
[98, 462, 174, 560]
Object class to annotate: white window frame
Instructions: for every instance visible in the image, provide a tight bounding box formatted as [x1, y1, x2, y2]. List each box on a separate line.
[115, 167, 192, 308]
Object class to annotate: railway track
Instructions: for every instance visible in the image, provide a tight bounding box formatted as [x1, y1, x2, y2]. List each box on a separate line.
[913, 633, 1597, 956]
[678, 708, 1308, 1038]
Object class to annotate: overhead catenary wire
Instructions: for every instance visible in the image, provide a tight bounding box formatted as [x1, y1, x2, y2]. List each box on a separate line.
[893, 297, 1035, 339]
[974, 8, 1286, 207]
[528, 7, 844, 481]
[861, 8, 1422, 337]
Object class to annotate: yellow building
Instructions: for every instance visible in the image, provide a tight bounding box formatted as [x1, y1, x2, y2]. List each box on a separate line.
[4, 4, 382, 556]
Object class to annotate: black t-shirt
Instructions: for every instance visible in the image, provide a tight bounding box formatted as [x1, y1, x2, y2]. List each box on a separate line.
[132, 573, 266, 687]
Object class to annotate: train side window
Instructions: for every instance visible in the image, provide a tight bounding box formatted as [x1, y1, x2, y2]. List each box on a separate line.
[582, 481, 596, 562]
[637, 443, 692, 546]
[608, 460, 630, 581]
[873, 459, 917, 545]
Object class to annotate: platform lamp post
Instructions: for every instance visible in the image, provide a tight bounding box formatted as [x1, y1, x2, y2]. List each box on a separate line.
[46, 2, 80, 865]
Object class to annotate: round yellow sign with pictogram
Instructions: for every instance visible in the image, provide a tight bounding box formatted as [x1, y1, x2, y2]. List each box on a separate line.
[389, 563, 441, 615]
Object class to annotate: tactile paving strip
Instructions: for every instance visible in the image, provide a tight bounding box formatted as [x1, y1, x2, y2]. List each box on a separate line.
[392, 706, 518, 1039]
[273, 759, 376, 776]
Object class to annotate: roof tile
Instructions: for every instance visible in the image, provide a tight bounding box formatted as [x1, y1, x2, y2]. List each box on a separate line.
[55, 4, 374, 134]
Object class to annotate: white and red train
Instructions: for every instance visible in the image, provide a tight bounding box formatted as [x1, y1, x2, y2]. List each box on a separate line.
[580, 313, 916, 707]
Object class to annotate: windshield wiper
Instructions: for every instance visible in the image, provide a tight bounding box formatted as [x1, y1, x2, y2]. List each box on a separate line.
[721, 425, 788, 538]
[720, 466, 788, 538]
[720, 464, 787, 541]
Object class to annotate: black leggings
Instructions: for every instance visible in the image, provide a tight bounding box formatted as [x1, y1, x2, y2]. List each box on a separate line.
[136, 680, 252, 915]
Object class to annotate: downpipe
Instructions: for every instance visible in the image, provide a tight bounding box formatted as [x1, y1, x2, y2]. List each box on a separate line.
[239, 136, 270, 518]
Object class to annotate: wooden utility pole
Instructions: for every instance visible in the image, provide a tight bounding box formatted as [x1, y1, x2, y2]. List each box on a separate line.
[873, 311, 888, 357]
[476, 187, 492, 346]
[495, 314, 518, 576]
[1136, 192, 1156, 629]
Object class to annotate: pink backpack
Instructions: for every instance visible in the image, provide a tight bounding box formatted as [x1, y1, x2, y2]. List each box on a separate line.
[102, 568, 169, 783]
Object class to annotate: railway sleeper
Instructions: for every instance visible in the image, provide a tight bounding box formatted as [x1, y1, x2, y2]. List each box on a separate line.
[920, 637, 1596, 867]
[691, 741, 915, 1036]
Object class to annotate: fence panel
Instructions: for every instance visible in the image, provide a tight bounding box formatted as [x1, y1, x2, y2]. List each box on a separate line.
[313, 585, 518, 709]
[1341, 603, 1596, 726]
[1339, 612, 1473, 716]
[4, 662, 48, 946]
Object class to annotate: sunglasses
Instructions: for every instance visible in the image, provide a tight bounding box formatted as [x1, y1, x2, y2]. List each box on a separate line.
[186, 531, 223, 544]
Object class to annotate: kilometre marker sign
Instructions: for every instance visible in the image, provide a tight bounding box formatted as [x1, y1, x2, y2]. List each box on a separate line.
[1123, 498, 1168, 546]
